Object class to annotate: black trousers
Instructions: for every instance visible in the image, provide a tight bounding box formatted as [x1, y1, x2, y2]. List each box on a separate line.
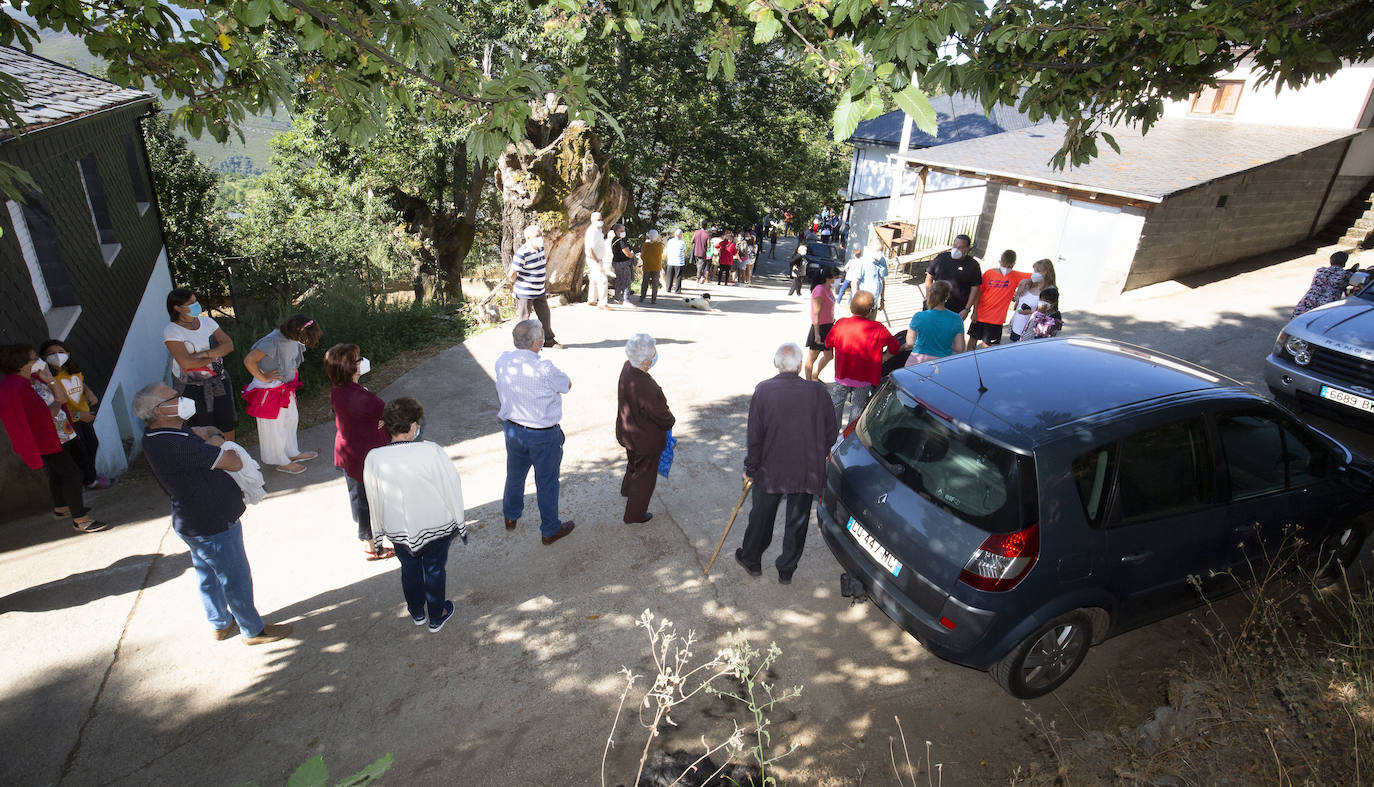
[516, 295, 557, 346]
[345, 474, 372, 540]
[665, 266, 684, 293]
[716, 264, 732, 285]
[73, 418, 99, 485]
[613, 261, 634, 301]
[44, 441, 88, 517]
[788, 274, 805, 296]
[737, 488, 813, 577]
[620, 450, 658, 523]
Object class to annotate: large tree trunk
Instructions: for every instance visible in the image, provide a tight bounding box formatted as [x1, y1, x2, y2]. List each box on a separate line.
[496, 97, 627, 297]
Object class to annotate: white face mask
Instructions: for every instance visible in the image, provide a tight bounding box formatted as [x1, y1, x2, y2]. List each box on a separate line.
[166, 397, 196, 420]
[29, 359, 46, 376]
[950, 248, 965, 260]
[594, 219, 604, 228]
[1031, 271, 1045, 284]
[999, 266, 1010, 275]
[532, 236, 545, 249]
[46, 352, 69, 368]
[356, 357, 371, 377]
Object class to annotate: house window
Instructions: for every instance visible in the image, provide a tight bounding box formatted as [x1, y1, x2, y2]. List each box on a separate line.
[1190, 80, 1244, 116]
[77, 154, 121, 264]
[7, 198, 82, 338]
[122, 134, 152, 214]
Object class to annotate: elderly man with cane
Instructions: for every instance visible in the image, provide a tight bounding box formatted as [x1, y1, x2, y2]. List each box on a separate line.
[734, 344, 837, 584]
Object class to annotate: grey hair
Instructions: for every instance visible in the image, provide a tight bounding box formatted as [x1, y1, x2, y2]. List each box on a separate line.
[625, 333, 657, 367]
[523, 223, 542, 240]
[673, 227, 683, 237]
[132, 382, 171, 422]
[773, 343, 804, 374]
[512, 319, 545, 350]
[590, 211, 602, 222]
[646, 229, 660, 242]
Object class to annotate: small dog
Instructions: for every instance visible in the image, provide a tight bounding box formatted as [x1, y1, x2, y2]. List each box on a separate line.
[683, 293, 712, 311]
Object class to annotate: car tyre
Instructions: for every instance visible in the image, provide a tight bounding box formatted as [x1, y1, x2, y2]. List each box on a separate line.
[1314, 523, 1367, 588]
[992, 611, 1093, 699]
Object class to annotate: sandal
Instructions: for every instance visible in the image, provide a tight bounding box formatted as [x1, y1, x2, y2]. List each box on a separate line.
[52, 508, 71, 518]
[292, 451, 319, 462]
[364, 545, 395, 561]
[276, 463, 307, 475]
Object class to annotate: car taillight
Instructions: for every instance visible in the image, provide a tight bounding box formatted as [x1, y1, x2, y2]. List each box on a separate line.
[957, 524, 1039, 592]
[841, 416, 860, 439]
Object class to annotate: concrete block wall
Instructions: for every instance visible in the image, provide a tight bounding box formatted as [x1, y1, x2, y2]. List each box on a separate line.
[1127, 138, 1350, 289]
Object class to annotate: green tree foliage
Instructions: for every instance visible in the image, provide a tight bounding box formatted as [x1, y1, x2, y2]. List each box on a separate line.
[228, 131, 417, 307]
[143, 109, 231, 299]
[585, 28, 848, 230]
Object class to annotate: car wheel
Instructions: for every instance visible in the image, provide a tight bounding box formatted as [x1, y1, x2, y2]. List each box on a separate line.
[1315, 523, 1367, 588]
[991, 612, 1093, 699]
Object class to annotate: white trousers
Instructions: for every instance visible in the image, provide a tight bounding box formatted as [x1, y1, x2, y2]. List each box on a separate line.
[587, 268, 609, 306]
[257, 395, 300, 466]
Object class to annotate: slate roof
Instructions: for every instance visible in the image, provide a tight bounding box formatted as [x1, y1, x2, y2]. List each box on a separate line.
[895, 118, 1363, 202]
[849, 94, 1042, 149]
[0, 46, 151, 139]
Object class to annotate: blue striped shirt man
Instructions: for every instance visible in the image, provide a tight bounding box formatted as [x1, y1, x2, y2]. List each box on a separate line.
[510, 242, 547, 299]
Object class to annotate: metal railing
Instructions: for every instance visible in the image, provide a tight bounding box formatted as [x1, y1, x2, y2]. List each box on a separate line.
[914, 214, 979, 249]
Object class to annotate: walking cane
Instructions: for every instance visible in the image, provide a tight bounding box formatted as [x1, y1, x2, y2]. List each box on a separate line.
[704, 478, 753, 576]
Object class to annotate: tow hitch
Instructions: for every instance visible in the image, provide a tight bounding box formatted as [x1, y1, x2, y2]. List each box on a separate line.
[839, 572, 868, 603]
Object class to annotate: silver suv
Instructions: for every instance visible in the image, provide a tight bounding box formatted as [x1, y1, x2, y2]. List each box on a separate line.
[1267, 275, 1374, 424]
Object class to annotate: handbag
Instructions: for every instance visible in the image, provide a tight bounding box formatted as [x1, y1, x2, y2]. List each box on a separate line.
[658, 429, 677, 479]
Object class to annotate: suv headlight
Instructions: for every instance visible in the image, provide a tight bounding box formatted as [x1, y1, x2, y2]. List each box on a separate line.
[1284, 335, 1312, 366]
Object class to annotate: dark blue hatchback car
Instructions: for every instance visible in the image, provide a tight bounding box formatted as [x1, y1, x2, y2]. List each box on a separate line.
[820, 337, 1373, 698]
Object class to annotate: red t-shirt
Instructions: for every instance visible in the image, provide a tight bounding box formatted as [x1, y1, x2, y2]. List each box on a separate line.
[718, 241, 738, 267]
[974, 269, 1031, 325]
[825, 316, 900, 387]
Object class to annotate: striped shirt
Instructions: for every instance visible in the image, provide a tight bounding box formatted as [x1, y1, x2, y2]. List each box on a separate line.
[510, 242, 547, 299]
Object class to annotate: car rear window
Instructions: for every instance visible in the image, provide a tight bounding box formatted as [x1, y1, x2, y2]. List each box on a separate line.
[857, 384, 1037, 533]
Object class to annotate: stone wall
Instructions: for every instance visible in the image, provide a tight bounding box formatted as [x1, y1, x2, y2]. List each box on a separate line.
[1127, 138, 1350, 289]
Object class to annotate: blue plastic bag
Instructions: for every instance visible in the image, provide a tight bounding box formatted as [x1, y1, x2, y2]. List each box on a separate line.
[658, 429, 677, 478]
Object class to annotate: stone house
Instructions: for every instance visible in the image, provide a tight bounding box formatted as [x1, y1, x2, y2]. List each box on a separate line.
[0, 47, 172, 509]
[885, 60, 1374, 308]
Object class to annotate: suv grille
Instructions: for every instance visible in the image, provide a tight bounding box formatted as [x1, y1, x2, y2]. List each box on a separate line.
[1308, 345, 1374, 390]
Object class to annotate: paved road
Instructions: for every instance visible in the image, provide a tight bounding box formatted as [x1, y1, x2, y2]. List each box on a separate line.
[1, 240, 1368, 785]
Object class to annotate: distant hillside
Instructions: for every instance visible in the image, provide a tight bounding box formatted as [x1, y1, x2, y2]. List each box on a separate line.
[21, 29, 288, 174]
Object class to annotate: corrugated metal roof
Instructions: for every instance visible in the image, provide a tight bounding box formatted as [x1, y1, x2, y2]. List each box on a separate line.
[849, 94, 1043, 149]
[895, 118, 1363, 201]
[0, 46, 151, 138]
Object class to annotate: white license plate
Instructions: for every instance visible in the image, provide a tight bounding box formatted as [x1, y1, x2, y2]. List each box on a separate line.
[847, 517, 902, 577]
[1321, 385, 1374, 413]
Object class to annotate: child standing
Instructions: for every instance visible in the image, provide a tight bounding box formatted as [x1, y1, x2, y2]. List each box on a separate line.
[39, 339, 109, 489]
[1025, 287, 1063, 340]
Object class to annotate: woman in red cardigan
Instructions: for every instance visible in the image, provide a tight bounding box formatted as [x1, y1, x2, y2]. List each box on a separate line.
[0, 344, 108, 532]
[325, 343, 393, 560]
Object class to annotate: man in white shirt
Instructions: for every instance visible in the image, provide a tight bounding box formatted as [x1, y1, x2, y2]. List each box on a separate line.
[855, 243, 889, 318]
[664, 228, 687, 294]
[496, 320, 576, 545]
[837, 245, 866, 303]
[584, 211, 611, 310]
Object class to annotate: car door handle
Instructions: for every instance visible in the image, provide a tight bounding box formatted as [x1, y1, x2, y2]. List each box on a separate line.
[1120, 552, 1151, 565]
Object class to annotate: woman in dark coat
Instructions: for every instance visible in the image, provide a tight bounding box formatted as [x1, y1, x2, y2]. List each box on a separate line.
[325, 343, 393, 560]
[616, 333, 675, 524]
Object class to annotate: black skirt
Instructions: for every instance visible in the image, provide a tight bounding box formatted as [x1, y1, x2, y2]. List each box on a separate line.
[805, 322, 834, 351]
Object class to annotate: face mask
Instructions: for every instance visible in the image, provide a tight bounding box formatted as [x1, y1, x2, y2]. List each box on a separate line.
[412, 419, 425, 441]
[595, 219, 604, 228]
[1031, 271, 1045, 284]
[46, 352, 68, 368]
[532, 236, 545, 249]
[356, 357, 371, 376]
[648, 354, 658, 370]
[174, 397, 197, 420]
[29, 359, 46, 376]
[950, 248, 965, 260]
[999, 266, 1010, 275]
[186, 302, 203, 317]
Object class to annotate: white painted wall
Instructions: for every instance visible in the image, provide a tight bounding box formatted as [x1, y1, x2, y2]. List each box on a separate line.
[981, 187, 1144, 308]
[92, 247, 174, 476]
[849, 146, 986, 198]
[1162, 61, 1374, 129]
[1339, 129, 1374, 177]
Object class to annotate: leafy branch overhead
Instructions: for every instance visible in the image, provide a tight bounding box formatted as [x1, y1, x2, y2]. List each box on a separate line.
[2, 0, 1372, 175]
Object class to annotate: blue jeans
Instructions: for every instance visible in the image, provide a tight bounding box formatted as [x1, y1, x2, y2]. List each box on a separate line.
[502, 423, 565, 537]
[396, 535, 453, 622]
[836, 281, 852, 302]
[178, 521, 265, 636]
